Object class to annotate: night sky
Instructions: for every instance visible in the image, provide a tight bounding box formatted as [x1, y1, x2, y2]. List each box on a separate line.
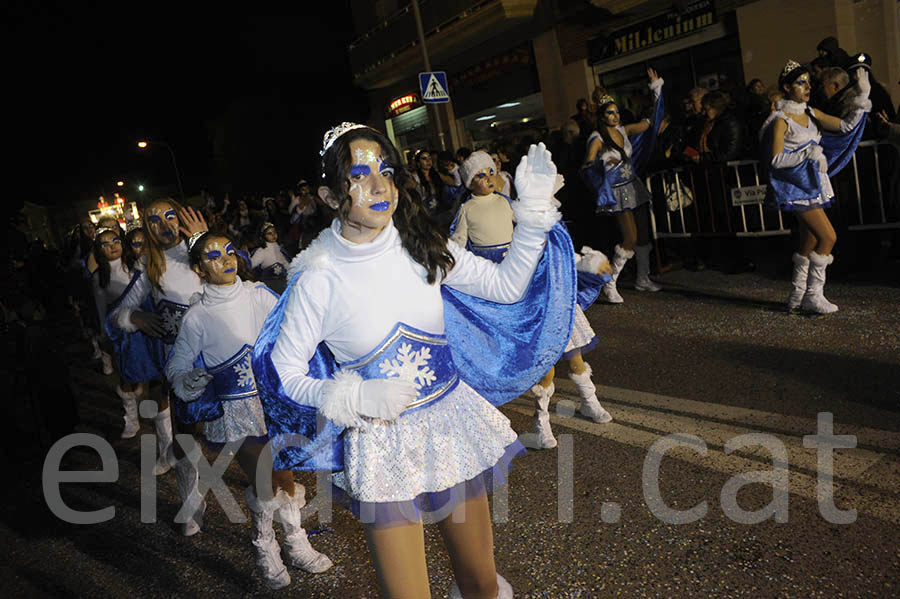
[10, 4, 366, 209]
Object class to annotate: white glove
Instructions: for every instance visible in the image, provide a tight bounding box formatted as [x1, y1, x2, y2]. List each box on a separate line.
[353, 378, 418, 422]
[854, 68, 871, 97]
[771, 144, 824, 171]
[514, 143, 558, 210]
[177, 368, 213, 402]
[810, 145, 828, 173]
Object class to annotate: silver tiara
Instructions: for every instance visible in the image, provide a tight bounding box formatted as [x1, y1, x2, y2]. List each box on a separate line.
[187, 231, 206, 252]
[262, 221, 275, 231]
[597, 94, 617, 106]
[96, 227, 115, 237]
[320, 122, 368, 156]
[781, 60, 803, 78]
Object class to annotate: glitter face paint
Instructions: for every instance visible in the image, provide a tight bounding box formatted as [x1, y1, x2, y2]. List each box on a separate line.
[200, 237, 238, 285]
[147, 203, 180, 249]
[98, 231, 123, 261]
[342, 139, 399, 241]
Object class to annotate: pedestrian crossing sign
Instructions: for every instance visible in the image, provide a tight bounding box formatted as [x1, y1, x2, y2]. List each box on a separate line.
[419, 71, 450, 103]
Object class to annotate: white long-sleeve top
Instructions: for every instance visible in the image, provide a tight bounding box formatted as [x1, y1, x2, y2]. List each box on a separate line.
[165, 278, 278, 386]
[271, 215, 551, 415]
[450, 192, 515, 248]
[91, 258, 136, 328]
[110, 241, 203, 333]
[250, 242, 288, 271]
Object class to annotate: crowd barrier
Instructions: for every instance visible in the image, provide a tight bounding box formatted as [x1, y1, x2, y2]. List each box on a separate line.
[645, 140, 899, 241]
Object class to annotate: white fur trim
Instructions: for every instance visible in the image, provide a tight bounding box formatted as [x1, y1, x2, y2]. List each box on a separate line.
[614, 244, 635, 259]
[287, 231, 332, 280]
[776, 99, 807, 115]
[460, 151, 495, 189]
[649, 77, 664, 93]
[319, 369, 368, 429]
[511, 203, 561, 232]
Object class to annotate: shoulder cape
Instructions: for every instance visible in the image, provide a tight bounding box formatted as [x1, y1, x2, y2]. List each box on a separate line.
[252, 223, 577, 472]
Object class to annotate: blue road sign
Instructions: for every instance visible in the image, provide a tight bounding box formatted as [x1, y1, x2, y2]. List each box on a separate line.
[419, 71, 450, 103]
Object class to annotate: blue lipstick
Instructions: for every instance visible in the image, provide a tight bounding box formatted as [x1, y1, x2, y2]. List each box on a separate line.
[224, 268, 235, 273]
[370, 201, 390, 212]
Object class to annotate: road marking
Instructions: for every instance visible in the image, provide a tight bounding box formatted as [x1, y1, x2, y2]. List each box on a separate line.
[502, 380, 900, 525]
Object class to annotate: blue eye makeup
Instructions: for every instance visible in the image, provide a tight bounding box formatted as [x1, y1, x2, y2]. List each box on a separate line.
[350, 164, 371, 177]
[225, 243, 234, 254]
[148, 215, 162, 223]
[206, 250, 221, 260]
[164, 209, 176, 219]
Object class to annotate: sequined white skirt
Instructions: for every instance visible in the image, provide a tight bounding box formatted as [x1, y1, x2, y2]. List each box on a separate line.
[332, 380, 519, 503]
[565, 305, 596, 355]
[202, 395, 269, 443]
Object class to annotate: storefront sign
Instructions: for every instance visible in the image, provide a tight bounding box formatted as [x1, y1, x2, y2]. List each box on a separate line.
[449, 44, 534, 90]
[386, 93, 422, 119]
[731, 185, 767, 206]
[590, 0, 717, 63]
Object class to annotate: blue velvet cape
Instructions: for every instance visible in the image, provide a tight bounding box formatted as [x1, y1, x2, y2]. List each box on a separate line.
[763, 113, 866, 207]
[582, 85, 665, 208]
[252, 223, 577, 472]
[104, 271, 163, 384]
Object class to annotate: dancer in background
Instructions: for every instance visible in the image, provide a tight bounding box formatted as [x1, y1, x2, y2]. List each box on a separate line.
[584, 68, 665, 303]
[255, 124, 575, 598]
[452, 151, 613, 451]
[165, 231, 331, 589]
[760, 60, 870, 314]
[109, 200, 207, 535]
[250, 222, 290, 293]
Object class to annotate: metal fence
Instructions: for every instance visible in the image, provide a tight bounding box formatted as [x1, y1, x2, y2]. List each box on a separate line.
[646, 140, 899, 240]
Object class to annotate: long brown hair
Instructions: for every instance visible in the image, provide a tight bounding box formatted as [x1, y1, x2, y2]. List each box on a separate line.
[143, 198, 184, 292]
[320, 127, 455, 284]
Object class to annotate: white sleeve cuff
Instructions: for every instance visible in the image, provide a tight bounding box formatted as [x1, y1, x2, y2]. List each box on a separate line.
[318, 369, 368, 429]
[115, 307, 139, 333]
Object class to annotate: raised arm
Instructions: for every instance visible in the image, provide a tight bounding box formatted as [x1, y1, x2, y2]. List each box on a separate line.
[624, 68, 663, 136]
[443, 143, 560, 303]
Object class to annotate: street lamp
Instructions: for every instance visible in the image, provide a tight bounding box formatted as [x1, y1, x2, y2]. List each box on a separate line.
[117, 180, 125, 187]
[136, 139, 185, 202]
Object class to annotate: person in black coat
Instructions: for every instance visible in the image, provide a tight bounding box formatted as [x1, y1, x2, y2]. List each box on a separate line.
[698, 91, 745, 163]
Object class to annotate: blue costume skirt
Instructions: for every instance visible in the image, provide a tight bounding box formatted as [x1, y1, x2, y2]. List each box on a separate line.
[596, 177, 651, 214]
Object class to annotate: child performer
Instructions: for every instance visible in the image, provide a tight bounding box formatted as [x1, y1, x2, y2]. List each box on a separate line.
[250, 222, 291, 292]
[452, 151, 613, 450]
[165, 232, 331, 589]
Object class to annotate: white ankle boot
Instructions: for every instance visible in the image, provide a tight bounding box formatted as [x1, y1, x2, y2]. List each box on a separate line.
[275, 488, 333, 573]
[567, 365, 612, 424]
[90, 336, 102, 360]
[246, 487, 292, 589]
[634, 244, 662, 292]
[529, 383, 557, 449]
[787, 253, 810, 311]
[449, 573, 514, 599]
[801, 252, 838, 314]
[174, 445, 205, 537]
[100, 351, 114, 375]
[602, 245, 634, 304]
[116, 385, 141, 439]
[152, 407, 174, 476]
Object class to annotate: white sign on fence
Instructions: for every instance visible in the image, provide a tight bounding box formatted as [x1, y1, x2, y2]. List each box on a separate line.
[731, 185, 767, 206]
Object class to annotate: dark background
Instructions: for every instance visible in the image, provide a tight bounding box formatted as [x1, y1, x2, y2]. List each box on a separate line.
[7, 3, 367, 210]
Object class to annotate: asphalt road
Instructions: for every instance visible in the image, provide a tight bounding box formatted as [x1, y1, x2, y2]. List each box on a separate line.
[4, 265, 899, 598]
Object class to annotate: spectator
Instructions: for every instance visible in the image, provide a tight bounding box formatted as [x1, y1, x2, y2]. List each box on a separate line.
[810, 56, 832, 109]
[698, 91, 746, 163]
[816, 36, 851, 68]
[455, 146, 472, 164]
[411, 149, 444, 213]
[572, 98, 594, 139]
[682, 87, 709, 159]
[436, 151, 462, 187]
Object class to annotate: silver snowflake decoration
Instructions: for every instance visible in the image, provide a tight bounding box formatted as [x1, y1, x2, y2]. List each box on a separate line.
[234, 355, 255, 388]
[160, 307, 182, 336]
[272, 262, 285, 276]
[378, 343, 437, 392]
[620, 163, 633, 180]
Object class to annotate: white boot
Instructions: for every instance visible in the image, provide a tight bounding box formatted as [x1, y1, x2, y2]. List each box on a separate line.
[174, 445, 205, 537]
[116, 385, 141, 439]
[633, 244, 662, 292]
[245, 487, 292, 589]
[100, 351, 114, 375]
[90, 335, 102, 360]
[602, 245, 634, 304]
[787, 253, 810, 311]
[152, 407, 175, 476]
[801, 251, 838, 314]
[567, 365, 612, 424]
[449, 573, 514, 599]
[529, 383, 557, 449]
[275, 488, 333, 573]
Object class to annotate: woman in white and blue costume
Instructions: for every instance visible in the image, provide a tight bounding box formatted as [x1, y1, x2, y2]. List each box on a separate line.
[759, 59, 870, 314]
[583, 68, 665, 303]
[91, 226, 161, 440]
[165, 231, 331, 589]
[451, 150, 614, 451]
[253, 123, 577, 598]
[108, 199, 211, 534]
[250, 221, 291, 293]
